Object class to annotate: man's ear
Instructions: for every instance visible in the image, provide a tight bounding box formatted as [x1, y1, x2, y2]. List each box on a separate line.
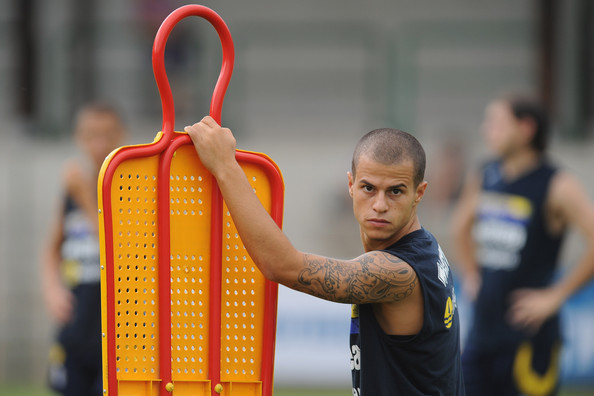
[519, 117, 537, 146]
[415, 181, 428, 204]
[347, 171, 354, 197]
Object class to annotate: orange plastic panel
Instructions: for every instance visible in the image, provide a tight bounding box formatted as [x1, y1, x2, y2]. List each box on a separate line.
[110, 156, 160, 381]
[169, 145, 213, 382]
[99, 136, 283, 396]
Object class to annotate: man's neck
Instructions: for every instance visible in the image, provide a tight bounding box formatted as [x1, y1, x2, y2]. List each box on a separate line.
[362, 216, 422, 252]
[500, 149, 542, 181]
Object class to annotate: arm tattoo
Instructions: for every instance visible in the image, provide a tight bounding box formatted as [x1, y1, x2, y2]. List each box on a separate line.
[294, 252, 417, 304]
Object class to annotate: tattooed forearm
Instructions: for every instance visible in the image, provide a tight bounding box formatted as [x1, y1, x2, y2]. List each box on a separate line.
[294, 252, 417, 304]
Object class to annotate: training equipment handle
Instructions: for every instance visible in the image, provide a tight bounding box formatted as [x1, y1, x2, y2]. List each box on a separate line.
[152, 4, 235, 138]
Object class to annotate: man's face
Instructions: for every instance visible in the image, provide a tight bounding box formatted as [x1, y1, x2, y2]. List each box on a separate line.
[76, 113, 124, 168]
[348, 154, 427, 252]
[481, 100, 524, 158]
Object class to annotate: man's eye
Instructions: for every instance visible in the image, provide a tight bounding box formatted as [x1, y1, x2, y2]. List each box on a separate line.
[363, 185, 373, 192]
[391, 188, 402, 195]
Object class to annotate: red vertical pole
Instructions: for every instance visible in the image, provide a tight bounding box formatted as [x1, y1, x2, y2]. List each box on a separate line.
[209, 183, 223, 395]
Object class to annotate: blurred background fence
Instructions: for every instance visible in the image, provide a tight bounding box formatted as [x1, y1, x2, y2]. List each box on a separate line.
[0, 0, 593, 391]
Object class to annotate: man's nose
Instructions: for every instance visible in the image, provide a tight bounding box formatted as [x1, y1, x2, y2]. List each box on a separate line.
[372, 192, 388, 213]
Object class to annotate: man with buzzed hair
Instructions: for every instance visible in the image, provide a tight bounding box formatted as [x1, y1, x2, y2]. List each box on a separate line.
[186, 117, 464, 395]
[352, 128, 426, 187]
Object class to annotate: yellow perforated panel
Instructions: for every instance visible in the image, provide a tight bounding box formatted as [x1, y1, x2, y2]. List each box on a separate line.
[169, 145, 213, 380]
[110, 156, 160, 380]
[220, 163, 271, 383]
[101, 145, 278, 396]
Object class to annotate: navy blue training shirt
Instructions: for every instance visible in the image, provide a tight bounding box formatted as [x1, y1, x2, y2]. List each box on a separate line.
[350, 228, 464, 395]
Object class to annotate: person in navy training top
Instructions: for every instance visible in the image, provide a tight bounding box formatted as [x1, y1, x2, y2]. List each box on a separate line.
[42, 103, 126, 396]
[451, 94, 594, 396]
[186, 117, 465, 395]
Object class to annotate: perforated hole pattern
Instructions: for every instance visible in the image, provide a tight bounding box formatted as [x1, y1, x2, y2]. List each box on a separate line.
[112, 158, 160, 380]
[169, 163, 212, 379]
[109, 151, 273, 382]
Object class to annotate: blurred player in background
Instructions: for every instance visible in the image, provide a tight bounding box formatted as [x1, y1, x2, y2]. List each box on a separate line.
[42, 103, 125, 396]
[451, 93, 594, 396]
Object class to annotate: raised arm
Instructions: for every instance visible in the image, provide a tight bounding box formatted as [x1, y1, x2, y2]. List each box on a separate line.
[185, 117, 418, 305]
[295, 251, 417, 303]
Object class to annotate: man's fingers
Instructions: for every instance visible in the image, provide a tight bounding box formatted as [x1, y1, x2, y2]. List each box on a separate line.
[184, 124, 197, 133]
[185, 117, 220, 138]
[508, 288, 528, 302]
[507, 304, 529, 330]
[506, 292, 545, 335]
[201, 115, 219, 127]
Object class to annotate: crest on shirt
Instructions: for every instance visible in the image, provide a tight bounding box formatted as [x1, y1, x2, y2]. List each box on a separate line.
[444, 296, 454, 328]
[436, 246, 450, 286]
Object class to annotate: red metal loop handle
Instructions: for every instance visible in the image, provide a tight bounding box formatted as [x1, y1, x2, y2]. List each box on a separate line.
[152, 5, 235, 137]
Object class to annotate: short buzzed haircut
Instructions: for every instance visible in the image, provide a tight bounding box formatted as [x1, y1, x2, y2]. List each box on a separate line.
[351, 128, 426, 187]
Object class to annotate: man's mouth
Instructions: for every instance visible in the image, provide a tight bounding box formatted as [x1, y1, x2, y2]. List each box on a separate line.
[367, 218, 390, 227]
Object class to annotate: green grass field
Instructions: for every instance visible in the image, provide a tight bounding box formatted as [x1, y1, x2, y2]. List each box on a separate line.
[1, 385, 593, 396]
